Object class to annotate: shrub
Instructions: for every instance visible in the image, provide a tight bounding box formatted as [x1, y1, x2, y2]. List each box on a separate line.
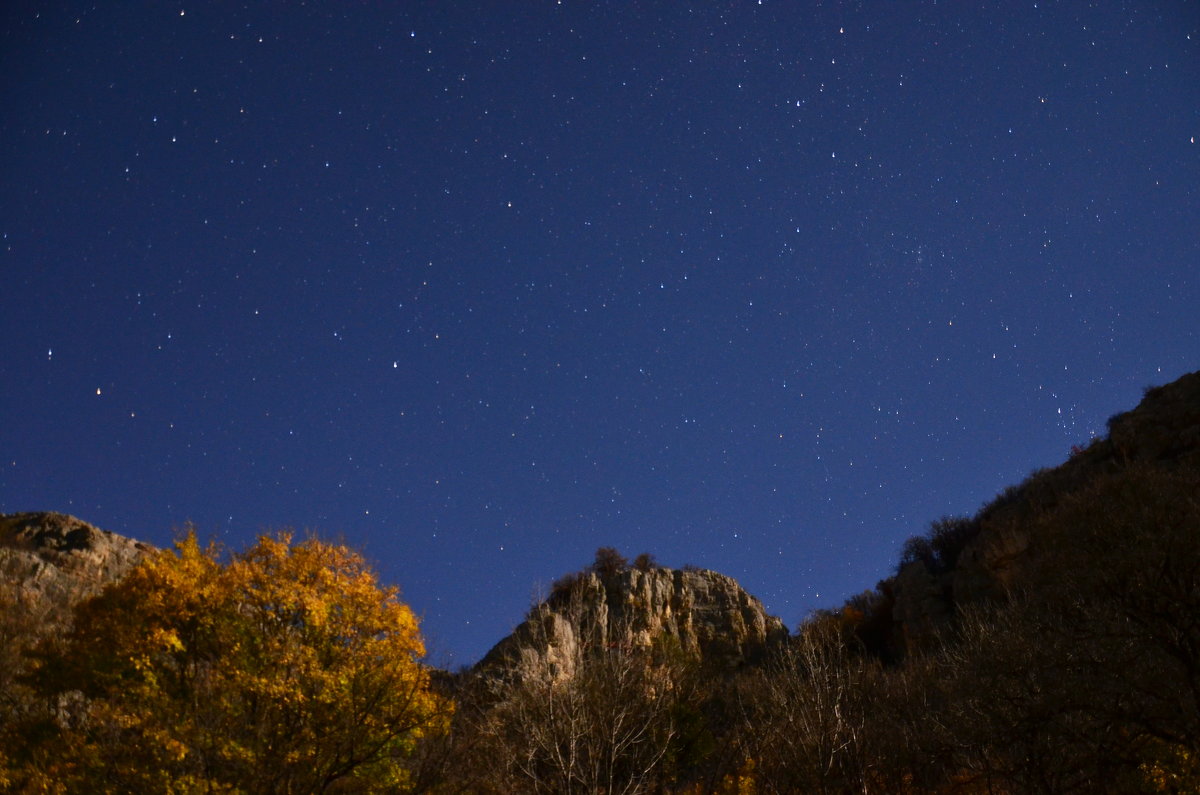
[591, 547, 628, 579]
[632, 552, 657, 572]
[898, 535, 935, 571]
[928, 516, 980, 571]
[549, 571, 585, 604]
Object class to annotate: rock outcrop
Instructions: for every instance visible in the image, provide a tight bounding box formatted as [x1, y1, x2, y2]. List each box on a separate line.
[0, 512, 151, 620]
[478, 564, 788, 678]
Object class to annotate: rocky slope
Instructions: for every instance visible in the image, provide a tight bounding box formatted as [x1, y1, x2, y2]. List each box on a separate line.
[478, 563, 789, 678]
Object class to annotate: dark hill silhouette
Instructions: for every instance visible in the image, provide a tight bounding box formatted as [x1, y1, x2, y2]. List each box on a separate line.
[848, 370, 1200, 659]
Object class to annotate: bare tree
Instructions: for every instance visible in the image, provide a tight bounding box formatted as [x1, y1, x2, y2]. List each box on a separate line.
[736, 615, 873, 794]
[469, 585, 685, 794]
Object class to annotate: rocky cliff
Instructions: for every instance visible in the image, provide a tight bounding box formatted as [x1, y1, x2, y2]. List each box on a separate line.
[0, 511, 151, 621]
[478, 563, 789, 678]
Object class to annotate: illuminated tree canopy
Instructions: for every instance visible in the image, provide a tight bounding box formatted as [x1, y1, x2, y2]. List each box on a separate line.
[21, 531, 450, 794]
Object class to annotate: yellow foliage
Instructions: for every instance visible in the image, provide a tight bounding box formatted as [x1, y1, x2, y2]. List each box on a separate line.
[679, 758, 758, 794]
[19, 529, 450, 793]
[1141, 741, 1200, 793]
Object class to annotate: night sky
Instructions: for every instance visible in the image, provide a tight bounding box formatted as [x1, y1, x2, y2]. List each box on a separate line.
[3, 2, 1198, 665]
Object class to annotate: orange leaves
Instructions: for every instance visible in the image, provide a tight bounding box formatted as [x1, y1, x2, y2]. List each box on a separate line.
[23, 528, 450, 792]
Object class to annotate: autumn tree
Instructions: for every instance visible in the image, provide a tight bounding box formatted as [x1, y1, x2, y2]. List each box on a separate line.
[20, 530, 450, 793]
[0, 555, 74, 790]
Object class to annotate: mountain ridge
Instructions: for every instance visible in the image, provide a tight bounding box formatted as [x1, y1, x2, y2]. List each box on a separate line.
[4, 369, 1199, 668]
[5, 369, 1198, 791]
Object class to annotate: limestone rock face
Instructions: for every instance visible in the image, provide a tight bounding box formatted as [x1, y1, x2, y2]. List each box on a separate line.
[0, 512, 152, 616]
[479, 565, 788, 677]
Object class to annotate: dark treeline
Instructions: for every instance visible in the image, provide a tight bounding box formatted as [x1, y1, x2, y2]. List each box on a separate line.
[420, 462, 1200, 794]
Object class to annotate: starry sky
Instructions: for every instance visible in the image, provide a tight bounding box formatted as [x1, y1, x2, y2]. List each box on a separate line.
[2, 2, 1198, 665]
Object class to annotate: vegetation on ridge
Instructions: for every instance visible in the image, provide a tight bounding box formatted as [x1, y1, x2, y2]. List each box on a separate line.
[2, 371, 1199, 791]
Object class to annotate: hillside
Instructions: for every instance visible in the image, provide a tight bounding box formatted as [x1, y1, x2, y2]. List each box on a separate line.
[857, 370, 1200, 658]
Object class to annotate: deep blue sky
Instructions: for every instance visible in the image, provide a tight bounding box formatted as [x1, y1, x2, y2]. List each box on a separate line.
[3, 2, 1197, 665]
